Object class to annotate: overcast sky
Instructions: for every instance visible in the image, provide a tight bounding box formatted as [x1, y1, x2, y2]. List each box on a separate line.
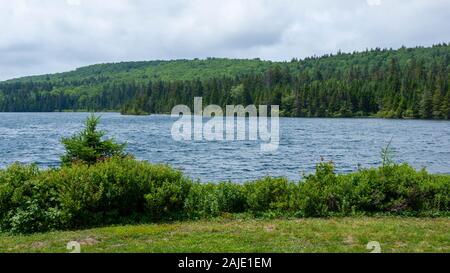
[1, 0, 450, 80]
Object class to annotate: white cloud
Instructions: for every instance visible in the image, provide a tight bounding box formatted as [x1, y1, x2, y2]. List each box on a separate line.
[0, 0, 449, 80]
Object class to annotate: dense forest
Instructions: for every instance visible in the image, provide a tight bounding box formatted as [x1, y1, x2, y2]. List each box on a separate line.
[0, 44, 449, 119]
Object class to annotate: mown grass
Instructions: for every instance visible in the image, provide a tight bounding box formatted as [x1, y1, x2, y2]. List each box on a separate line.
[0, 217, 448, 253]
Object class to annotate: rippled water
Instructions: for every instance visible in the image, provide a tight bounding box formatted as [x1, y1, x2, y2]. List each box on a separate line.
[0, 113, 449, 182]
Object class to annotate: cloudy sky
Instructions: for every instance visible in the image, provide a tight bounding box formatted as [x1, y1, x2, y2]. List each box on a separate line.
[1, 0, 449, 80]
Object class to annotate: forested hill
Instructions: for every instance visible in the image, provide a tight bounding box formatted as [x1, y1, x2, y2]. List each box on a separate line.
[1, 44, 449, 119]
[4, 58, 273, 84]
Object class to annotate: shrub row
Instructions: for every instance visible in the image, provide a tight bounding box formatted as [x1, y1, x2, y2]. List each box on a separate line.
[0, 157, 448, 234]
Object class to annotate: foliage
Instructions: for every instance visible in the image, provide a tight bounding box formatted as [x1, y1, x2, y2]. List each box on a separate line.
[61, 115, 127, 166]
[144, 176, 192, 221]
[0, 157, 448, 234]
[184, 183, 221, 219]
[1, 45, 450, 119]
[244, 177, 300, 214]
[0, 164, 68, 233]
[381, 138, 395, 167]
[0, 157, 193, 233]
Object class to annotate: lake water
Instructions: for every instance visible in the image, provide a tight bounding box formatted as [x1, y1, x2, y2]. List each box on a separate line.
[0, 113, 449, 182]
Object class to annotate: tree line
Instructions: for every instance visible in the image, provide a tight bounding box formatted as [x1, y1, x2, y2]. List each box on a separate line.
[0, 44, 449, 119]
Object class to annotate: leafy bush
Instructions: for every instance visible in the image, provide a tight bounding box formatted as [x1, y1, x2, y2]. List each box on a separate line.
[145, 176, 192, 221]
[244, 177, 300, 214]
[0, 164, 68, 233]
[0, 158, 193, 233]
[55, 157, 191, 227]
[299, 162, 340, 217]
[0, 158, 448, 234]
[184, 183, 221, 219]
[215, 182, 247, 213]
[184, 182, 247, 219]
[357, 164, 449, 214]
[299, 162, 450, 217]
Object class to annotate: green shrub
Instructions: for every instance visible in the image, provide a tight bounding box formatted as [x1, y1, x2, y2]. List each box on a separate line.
[0, 158, 194, 233]
[7, 200, 67, 234]
[299, 162, 450, 217]
[299, 162, 340, 217]
[215, 182, 247, 213]
[0, 158, 448, 234]
[184, 182, 246, 219]
[0, 164, 68, 233]
[244, 177, 300, 214]
[184, 183, 220, 219]
[145, 177, 192, 221]
[351, 165, 427, 213]
[55, 157, 191, 227]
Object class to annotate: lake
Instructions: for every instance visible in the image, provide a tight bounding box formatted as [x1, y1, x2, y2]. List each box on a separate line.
[0, 112, 449, 182]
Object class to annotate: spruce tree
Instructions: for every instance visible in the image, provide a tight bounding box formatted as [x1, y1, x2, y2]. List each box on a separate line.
[432, 88, 442, 119]
[420, 89, 433, 119]
[441, 90, 450, 119]
[61, 115, 127, 166]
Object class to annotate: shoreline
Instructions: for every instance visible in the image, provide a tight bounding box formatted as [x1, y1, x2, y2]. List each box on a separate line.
[1, 111, 450, 121]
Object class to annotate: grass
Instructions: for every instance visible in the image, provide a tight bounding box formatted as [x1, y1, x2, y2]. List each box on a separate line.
[0, 217, 448, 253]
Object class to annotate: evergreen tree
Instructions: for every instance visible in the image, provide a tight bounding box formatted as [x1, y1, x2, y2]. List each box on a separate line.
[432, 88, 443, 119]
[420, 89, 433, 119]
[441, 90, 450, 119]
[61, 115, 127, 166]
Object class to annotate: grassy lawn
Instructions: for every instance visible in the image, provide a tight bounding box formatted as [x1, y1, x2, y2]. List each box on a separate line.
[0, 217, 448, 253]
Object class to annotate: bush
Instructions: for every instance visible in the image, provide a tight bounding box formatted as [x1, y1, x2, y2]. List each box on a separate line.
[184, 182, 247, 219]
[298, 162, 450, 217]
[0, 158, 448, 234]
[145, 177, 192, 221]
[184, 183, 221, 219]
[244, 177, 300, 214]
[299, 162, 341, 217]
[0, 164, 68, 233]
[55, 157, 191, 227]
[0, 158, 193, 233]
[359, 165, 449, 213]
[215, 182, 247, 213]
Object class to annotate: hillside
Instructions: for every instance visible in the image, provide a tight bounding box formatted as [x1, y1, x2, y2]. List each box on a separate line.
[4, 58, 272, 84]
[0, 44, 449, 119]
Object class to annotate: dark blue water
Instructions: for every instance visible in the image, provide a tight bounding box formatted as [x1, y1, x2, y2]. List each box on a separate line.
[0, 113, 449, 182]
